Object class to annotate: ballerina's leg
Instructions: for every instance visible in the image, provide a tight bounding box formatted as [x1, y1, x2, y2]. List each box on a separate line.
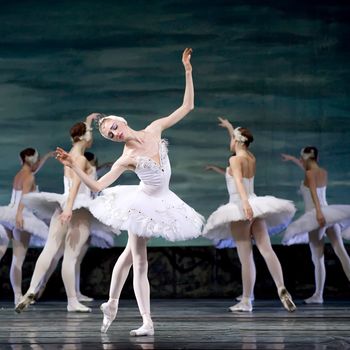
[62, 208, 91, 312]
[11, 229, 30, 304]
[306, 230, 325, 304]
[100, 235, 133, 333]
[252, 218, 296, 312]
[229, 221, 254, 312]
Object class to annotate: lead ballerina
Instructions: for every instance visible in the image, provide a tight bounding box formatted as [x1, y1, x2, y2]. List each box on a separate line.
[56, 48, 204, 336]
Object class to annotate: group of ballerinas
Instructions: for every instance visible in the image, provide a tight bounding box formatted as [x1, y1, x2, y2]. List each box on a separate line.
[1, 48, 350, 337]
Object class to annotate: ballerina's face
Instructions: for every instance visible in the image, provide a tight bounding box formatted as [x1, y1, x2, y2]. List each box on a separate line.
[100, 119, 127, 142]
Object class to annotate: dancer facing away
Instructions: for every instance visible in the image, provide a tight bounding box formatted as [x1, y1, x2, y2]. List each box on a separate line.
[203, 117, 296, 313]
[281, 147, 350, 304]
[16, 114, 99, 313]
[0, 148, 53, 304]
[56, 48, 204, 336]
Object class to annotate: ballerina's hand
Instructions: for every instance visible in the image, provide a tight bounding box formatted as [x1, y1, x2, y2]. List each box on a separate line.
[281, 153, 293, 162]
[85, 112, 100, 124]
[182, 48, 192, 72]
[15, 212, 24, 229]
[55, 147, 73, 167]
[218, 117, 234, 130]
[59, 209, 72, 224]
[205, 165, 215, 171]
[316, 210, 326, 227]
[243, 200, 254, 221]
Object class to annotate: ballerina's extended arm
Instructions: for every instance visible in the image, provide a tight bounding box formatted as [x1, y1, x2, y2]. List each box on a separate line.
[281, 153, 304, 170]
[56, 147, 128, 193]
[205, 165, 226, 175]
[147, 48, 194, 133]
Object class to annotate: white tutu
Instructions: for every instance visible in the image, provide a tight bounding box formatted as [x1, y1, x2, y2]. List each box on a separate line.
[89, 140, 204, 241]
[203, 195, 296, 245]
[22, 190, 116, 248]
[0, 189, 49, 241]
[282, 183, 350, 245]
[282, 205, 350, 245]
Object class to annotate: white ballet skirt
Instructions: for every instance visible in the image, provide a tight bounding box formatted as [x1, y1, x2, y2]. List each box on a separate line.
[203, 171, 296, 247]
[0, 189, 49, 241]
[89, 140, 204, 241]
[282, 183, 350, 245]
[22, 176, 115, 248]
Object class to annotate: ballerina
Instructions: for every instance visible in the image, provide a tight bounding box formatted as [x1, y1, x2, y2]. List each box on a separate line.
[203, 117, 296, 313]
[16, 114, 102, 313]
[0, 148, 53, 304]
[55, 48, 204, 336]
[281, 147, 350, 304]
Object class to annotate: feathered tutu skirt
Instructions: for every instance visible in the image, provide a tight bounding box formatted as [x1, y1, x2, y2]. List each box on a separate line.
[0, 205, 49, 241]
[203, 195, 296, 248]
[22, 192, 116, 248]
[89, 185, 204, 241]
[282, 205, 350, 245]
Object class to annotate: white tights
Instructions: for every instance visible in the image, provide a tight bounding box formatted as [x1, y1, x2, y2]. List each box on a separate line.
[231, 218, 285, 298]
[107, 232, 151, 323]
[309, 224, 350, 298]
[0, 227, 30, 301]
[26, 208, 91, 301]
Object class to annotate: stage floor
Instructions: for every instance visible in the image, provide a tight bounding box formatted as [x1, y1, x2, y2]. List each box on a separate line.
[0, 299, 349, 349]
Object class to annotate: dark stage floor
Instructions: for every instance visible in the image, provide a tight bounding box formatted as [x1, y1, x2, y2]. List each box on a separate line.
[0, 299, 349, 349]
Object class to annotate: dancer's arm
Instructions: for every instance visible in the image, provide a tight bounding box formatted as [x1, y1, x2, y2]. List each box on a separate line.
[60, 156, 87, 222]
[230, 156, 253, 221]
[56, 147, 127, 192]
[281, 154, 303, 170]
[205, 165, 226, 175]
[148, 48, 194, 132]
[33, 151, 55, 175]
[306, 171, 326, 227]
[218, 117, 235, 143]
[16, 175, 35, 229]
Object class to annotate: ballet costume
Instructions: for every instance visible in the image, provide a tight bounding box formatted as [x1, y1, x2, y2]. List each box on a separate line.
[0, 189, 49, 304]
[203, 169, 296, 313]
[89, 140, 204, 335]
[283, 182, 350, 245]
[203, 170, 296, 244]
[16, 176, 114, 313]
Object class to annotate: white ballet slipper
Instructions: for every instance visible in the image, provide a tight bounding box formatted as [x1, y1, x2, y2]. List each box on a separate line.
[100, 302, 118, 333]
[278, 287, 296, 312]
[15, 292, 35, 313]
[67, 297, 91, 313]
[304, 294, 323, 304]
[129, 323, 154, 337]
[228, 299, 253, 312]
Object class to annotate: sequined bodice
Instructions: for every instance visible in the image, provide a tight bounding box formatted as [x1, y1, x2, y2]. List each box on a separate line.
[63, 176, 91, 197]
[225, 170, 255, 203]
[135, 140, 171, 196]
[300, 182, 327, 212]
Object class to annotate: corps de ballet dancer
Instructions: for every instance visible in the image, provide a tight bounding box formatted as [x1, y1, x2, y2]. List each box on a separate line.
[203, 117, 296, 313]
[281, 147, 350, 304]
[0, 148, 53, 304]
[15, 114, 110, 313]
[55, 48, 204, 336]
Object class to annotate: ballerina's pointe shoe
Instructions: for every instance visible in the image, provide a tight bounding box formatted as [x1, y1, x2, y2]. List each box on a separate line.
[228, 299, 253, 312]
[304, 294, 323, 304]
[278, 287, 296, 312]
[100, 302, 118, 333]
[15, 292, 35, 313]
[14, 294, 23, 306]
[129, 323, 154, 337]
[67, 298, 91, 313]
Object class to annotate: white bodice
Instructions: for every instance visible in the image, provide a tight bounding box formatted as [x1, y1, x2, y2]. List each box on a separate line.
[63, 176, 91, 197]
[9, 185, 39, 208]
[300, 182, 327, 212]
[135, 140, 171, 196]
[225, 170, 255, 203]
